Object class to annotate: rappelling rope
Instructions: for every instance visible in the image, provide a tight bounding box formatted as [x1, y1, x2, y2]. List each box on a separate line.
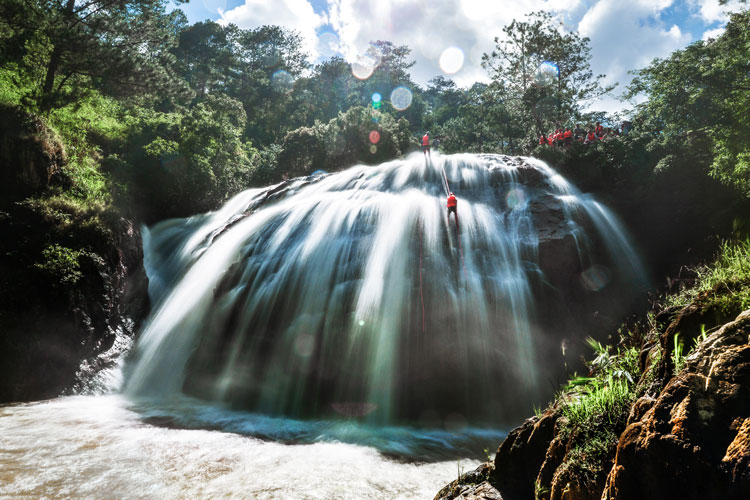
[430, 158, 468, 283]
[438, 160, 469, 281]
[417, 219, 425, 333]
[438, 159, 451, 196]
[455, 222, 468, 282]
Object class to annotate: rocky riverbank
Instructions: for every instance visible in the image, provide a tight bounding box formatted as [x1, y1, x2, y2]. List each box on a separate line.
[435, 253, 750, 500]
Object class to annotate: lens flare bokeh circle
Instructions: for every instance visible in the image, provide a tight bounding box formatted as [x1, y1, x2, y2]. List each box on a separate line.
[390, 86, 413, 111]
[271, 70, 294, 94]
[505, 188, 526, 210]
[580, 265, 611, 291]
[439, 46, 465, 75]
[534, 61, 559, 87]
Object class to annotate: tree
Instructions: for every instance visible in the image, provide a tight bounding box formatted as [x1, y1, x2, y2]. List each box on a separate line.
[424, 76, 463, 126]
[627, 9, 750, 196]
[288, 57, 354, 126]
[171, 21, 236, 99]
[0, 0, 188, 112]
[436, 82, 522, 154]
[225, 25, 310, 145]
[482, 11, 614, 138]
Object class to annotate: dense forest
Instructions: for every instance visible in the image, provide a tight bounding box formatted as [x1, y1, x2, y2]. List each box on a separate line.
[1, 1, 747, 223]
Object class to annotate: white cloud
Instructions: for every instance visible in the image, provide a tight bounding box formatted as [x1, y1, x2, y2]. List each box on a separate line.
[701, 26, 725, 40]
[214, 0, 712, 113]
[577, 0, 690, 110]
[689, 0, 745, 24]
[327, 0, 554, 88]
[219, 0, 327, 58]
[325, 0, 700, 112]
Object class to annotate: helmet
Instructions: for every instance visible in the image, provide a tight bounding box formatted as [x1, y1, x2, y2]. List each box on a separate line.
[449, 192, 453, 195]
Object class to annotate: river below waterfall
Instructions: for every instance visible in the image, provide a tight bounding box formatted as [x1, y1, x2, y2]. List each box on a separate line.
[0, 395, 493, 499]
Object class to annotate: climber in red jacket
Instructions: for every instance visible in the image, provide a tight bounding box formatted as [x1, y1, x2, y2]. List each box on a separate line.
[422, 132, 431, 156]
[447, 192, 458, 228]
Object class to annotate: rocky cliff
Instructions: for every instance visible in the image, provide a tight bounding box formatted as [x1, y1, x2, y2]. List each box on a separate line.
[0, 106, 148, 402]
[436, 282, 750, 500]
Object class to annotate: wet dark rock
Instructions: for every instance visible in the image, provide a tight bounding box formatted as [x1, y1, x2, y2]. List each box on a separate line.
[656, 288, 744, 383]
[603, 309, 750, 500]
[0, 202, 148, 402]
[435, 301, 750, 500]
[434, 462, 503, 500]
[492, 410, 559, 500]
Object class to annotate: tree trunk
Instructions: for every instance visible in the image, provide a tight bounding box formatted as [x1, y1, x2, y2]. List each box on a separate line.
[40, 0, 76, 111]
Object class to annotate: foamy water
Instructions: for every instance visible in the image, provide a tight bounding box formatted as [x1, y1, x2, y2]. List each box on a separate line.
[0, 396, 481, 499]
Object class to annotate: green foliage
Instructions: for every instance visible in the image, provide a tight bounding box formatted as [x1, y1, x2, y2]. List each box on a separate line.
[666, 239, 750, 314]
[559, 338, 640, 436]
[33, 244, 86, 287]
[271, 105, 413, 181]
[627, 10, 750, 197]
[0, 65, 27, 105]
[44, 94, 129, 206]
[118, 94, 260, 218]
[551, 338, 641, 492]
[436, 82, 525, 154]
[672, 334, 686, 374]
[534, 479, 551, 500]
[562, 375, 634, 429]
[555, 429, 619, 487]
[482, 11, 614, 142]
[1, 0, 188, 112]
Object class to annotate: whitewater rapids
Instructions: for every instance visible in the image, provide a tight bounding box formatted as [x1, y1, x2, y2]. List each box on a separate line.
[0, 396, 484, 499]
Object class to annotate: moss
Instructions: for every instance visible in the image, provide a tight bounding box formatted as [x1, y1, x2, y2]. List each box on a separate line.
[554, 429, 618, 494]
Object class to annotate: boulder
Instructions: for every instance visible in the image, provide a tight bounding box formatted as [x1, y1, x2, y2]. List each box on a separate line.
[434, 462, 503, 500]
[0, 202, 149, 402]
[602, 309, 750, 500]
[492, 410, 559, 500]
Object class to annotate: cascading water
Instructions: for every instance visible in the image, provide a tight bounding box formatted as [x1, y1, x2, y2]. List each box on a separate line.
[124, 153, 646, 428]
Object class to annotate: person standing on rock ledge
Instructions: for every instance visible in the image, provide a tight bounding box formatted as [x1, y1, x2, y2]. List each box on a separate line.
[422, 132, 431, 157]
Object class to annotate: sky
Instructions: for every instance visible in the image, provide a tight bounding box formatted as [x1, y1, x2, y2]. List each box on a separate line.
[172, 0, 745, 113]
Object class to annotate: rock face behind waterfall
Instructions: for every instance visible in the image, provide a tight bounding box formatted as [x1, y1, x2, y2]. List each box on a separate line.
[125, 154, 646, 426]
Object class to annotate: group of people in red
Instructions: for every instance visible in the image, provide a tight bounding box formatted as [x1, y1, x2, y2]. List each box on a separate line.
[538, 121, 623, 147]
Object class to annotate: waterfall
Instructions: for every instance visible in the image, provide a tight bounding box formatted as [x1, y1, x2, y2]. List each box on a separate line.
[123, 153, 646, 425]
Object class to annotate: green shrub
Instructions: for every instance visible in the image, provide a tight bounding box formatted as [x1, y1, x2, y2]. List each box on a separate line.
[559, 339, 640, 436]
[33, 244, 87, 287]
[562, 375, 634, 429]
